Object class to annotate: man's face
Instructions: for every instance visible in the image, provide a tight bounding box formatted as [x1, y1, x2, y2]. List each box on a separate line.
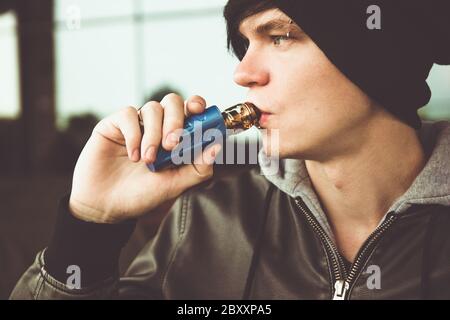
[234, 9, 380, 160]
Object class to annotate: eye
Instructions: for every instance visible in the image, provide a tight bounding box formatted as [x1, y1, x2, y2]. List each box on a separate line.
[270, 35, 291, 46]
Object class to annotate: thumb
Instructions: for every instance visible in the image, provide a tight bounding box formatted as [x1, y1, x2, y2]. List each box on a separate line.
[174, 143, 222, 191]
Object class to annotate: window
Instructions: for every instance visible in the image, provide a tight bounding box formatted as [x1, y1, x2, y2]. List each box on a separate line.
[0, 11, 20, 119]
[54, 0, 246, 130]
[420, 65, 450, 120]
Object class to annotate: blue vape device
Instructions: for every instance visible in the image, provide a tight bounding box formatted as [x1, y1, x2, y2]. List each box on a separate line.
[146, 103, 260, 172]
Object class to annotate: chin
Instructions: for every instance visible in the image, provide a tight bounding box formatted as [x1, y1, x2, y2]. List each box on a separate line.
[261, 136, 312, 160]
[260, 137, 282, 159]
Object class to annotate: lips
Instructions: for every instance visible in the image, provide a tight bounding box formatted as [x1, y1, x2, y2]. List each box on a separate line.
[258, 112, 272, 127]
[245, 102, 272, 127]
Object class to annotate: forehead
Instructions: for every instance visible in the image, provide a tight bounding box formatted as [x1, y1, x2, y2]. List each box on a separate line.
[238, 8, 290, 36]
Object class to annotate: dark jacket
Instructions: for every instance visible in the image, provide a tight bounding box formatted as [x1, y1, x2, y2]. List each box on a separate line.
[10, 121, 450, 299]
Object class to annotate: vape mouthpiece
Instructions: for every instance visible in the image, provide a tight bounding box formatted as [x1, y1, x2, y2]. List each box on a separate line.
[222, 102, 261, 132]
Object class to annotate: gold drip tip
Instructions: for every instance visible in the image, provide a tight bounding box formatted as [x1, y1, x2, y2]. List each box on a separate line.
[222, 102, 261, 132]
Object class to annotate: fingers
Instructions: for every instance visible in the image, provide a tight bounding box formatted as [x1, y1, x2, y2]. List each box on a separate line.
[107, 93, 209, 165]
[155, 94, 208, 152]
[139, 102, 163, 163]
[138, 94, 208, 162]
[110, 106, 142, 162]
[160, 93, 185, 151]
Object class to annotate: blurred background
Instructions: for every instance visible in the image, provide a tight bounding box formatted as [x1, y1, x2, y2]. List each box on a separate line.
[0, 0, 449, 299]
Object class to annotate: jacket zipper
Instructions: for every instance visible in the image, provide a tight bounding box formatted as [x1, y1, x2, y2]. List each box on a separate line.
[294, 197, 397, 300]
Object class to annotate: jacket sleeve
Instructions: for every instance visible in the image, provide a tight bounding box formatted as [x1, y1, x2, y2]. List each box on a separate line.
[9, 192, 190, 300]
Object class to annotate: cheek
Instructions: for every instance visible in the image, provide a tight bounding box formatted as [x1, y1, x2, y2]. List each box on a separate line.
[269, 48, 333, 115]
[278, 46, 372, 127]
[267, 47, 375, 157]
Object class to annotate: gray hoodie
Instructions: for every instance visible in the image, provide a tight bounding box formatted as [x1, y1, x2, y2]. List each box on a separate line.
[259, 120, 450, 241]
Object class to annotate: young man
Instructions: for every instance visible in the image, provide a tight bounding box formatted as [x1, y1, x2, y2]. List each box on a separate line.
[11, 0, 450, 299]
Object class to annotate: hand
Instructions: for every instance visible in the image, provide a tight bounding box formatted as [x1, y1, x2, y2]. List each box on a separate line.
[68, 94, 221, 223]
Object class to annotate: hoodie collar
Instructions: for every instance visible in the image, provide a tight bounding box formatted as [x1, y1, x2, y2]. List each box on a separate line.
[259, 120, 450, 240]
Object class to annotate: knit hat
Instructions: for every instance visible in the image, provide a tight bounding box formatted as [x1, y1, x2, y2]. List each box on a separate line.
[274, 0, 450, 129]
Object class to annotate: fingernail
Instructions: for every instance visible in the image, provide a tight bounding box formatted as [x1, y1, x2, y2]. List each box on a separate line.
[191, 101, 203, 110]
[166, 132, 180, 146]
[145, 146, 156, 162]
[131, 149, 140, 162]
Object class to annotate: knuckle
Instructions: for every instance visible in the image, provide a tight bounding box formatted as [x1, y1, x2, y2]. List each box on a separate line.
[122, 106, 137, 115]
[165, 92, 182, 102]
[161, 93, 184, 108]
[92, 118, 105, 133]
[142, 101, 162, 115]
[117, 106, 138, 121]
[95, 117, 106, 127]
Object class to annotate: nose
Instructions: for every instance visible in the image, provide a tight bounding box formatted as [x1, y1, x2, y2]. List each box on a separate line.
[233, 48, 269, 88]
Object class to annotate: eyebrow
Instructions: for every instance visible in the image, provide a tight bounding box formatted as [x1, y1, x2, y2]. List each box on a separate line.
[239, 18, 302, 38]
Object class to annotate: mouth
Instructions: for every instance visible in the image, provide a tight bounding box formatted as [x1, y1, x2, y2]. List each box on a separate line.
[246, 102, 272, 128]
[258, 112, 272, 128]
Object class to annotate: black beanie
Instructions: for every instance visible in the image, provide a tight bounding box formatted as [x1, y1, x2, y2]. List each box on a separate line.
[274, 0, 450, 129]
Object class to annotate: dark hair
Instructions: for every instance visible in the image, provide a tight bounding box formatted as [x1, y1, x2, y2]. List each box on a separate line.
[223, 0, 277, 61]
